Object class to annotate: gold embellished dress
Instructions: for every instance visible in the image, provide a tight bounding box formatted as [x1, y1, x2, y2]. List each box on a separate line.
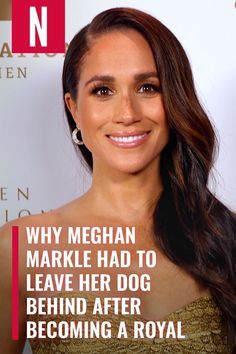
[29, 292, 233, 353]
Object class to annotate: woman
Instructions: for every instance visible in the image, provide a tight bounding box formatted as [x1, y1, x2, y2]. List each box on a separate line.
[0, 7, 235, 353]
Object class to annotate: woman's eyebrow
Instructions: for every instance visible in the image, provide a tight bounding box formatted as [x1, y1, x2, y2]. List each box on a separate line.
[85, 75, 114, 86]
[134, 71, 159, 81]
[84, 71, 159, 87]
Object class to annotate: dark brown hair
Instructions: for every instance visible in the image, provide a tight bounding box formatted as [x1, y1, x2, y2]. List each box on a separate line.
[63, 7, 236, 343]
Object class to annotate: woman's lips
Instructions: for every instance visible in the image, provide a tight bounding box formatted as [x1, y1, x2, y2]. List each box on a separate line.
[107, 131, 150, 148]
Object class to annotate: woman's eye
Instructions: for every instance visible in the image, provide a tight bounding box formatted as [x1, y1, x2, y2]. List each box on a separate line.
[92, 86, 113, 96]
[138, 83, 160, 94]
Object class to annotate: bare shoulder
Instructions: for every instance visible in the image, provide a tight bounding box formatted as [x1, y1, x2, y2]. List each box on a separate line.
[0, 194, 90, 254]
[0, 197, 81, 232]
[1, 209, 62, 230]
[0, 210, 69, 282]
[0, 211, 60, 245]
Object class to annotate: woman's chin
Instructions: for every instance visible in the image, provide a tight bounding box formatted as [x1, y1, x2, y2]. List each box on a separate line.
[108, 160, 156, 175]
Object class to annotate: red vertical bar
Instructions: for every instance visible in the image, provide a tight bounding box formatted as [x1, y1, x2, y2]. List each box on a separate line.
[12, 226, 19, 340]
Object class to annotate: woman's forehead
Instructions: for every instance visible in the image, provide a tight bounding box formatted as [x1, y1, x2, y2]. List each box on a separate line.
[79, 29, 157, 81]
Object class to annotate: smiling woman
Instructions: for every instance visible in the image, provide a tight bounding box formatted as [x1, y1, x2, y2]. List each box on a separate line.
[0, 6, 235, 354]
[61, 7, 236, 353]
[65, 29, 169, 175]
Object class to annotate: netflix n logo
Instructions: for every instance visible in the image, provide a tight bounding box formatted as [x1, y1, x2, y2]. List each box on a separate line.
[12, 0, 65, 53]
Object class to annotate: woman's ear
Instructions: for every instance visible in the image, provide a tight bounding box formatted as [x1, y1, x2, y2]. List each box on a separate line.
[65, 93, 80, 127]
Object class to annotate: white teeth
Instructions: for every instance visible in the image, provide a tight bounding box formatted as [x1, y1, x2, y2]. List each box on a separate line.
[109, 133, 147, 143]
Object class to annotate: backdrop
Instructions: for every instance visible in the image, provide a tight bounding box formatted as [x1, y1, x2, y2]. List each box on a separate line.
[0, 0, 235, 352]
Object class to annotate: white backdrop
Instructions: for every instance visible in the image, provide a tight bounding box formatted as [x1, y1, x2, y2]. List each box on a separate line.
[0, 0, 235, 352]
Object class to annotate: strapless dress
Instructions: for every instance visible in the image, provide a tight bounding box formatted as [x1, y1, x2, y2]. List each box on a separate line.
[29, 292, 233, 353]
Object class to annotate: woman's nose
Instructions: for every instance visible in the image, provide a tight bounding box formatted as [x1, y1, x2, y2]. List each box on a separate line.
[112, 94, 141, 125]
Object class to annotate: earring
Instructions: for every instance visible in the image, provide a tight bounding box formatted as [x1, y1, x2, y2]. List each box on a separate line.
[72, 128, 84, 145]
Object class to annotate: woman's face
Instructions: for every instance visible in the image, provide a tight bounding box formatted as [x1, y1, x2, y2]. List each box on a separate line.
[66, 29, 169, 174]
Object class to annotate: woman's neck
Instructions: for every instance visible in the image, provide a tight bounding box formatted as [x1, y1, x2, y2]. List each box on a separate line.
[86, 161, 163, 223]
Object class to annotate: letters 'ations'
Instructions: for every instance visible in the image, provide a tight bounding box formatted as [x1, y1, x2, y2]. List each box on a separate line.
[12, 0, 65, 53]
